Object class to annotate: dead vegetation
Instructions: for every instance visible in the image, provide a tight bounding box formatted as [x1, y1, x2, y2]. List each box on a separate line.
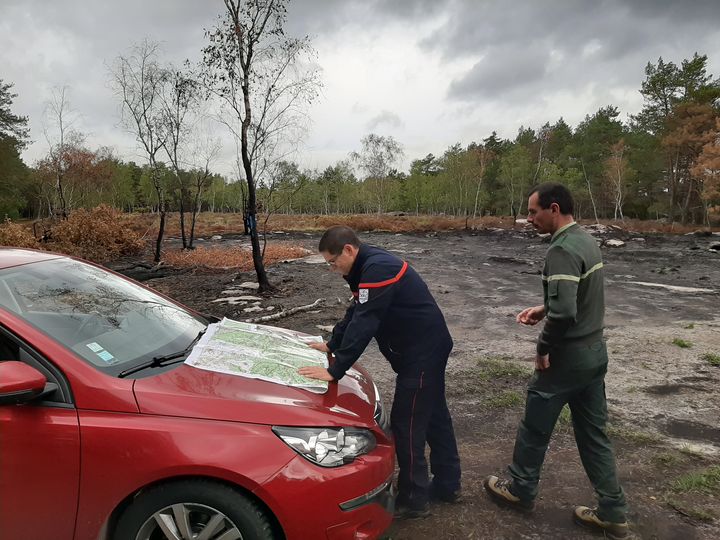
[2, 208, 717, 267]
[0, 219, 40, 249]
[129, 212, 514, 236]
[44, 205, 145, 262]
[161, 244, 311, 270]
[0, 206, 144, 262]
[130, 212, 716, 236]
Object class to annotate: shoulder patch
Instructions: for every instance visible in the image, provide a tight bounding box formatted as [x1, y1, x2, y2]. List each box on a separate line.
[358, 288, 369, 304]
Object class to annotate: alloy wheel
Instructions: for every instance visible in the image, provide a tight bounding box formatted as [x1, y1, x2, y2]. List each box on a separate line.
[135, 502, 243, 540]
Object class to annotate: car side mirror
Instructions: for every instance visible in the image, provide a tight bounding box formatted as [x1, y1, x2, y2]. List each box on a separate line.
[0, 361, 48, 405]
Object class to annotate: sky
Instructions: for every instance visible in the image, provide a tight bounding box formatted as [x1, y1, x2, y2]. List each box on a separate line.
[2, 0, 720, 179]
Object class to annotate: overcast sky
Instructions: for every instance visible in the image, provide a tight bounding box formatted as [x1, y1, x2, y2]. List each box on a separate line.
[2, 0, 720, 178]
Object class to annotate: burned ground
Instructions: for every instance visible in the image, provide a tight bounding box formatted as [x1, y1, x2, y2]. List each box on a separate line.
[116, 227, 720, 540]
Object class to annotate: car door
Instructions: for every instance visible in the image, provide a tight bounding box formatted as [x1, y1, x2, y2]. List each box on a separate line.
[0, 331, 80, 540]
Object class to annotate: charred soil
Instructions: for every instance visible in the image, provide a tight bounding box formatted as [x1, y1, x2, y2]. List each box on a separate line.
[110, 227, 720, 540]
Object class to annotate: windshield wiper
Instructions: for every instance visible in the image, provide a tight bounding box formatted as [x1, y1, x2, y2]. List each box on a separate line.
[118, 329, 206, 378]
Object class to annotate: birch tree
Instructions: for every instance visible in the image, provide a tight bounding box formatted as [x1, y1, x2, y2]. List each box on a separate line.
[203, 0, 321, 291]
[350, 133, 404, 213]
[42, 86, 80, 219]
[603, 140, 630, 220]
[160, 67, 200, 249]
[111, 40, 169, 262]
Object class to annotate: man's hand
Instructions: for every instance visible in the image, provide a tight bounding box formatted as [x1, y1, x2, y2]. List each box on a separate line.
[297, 366, 335, 381]
[535, 353, 550, 371]
[308, 341, 330, 353]
[517, 305, 546, 326]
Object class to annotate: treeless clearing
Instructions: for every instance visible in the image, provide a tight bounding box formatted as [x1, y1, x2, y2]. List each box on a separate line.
[3, 212, 716, 262]
[138, 228, 720, 539]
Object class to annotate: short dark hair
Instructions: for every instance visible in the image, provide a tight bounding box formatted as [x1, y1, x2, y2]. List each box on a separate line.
[528, 183, 574, 215]
[318, 226, 360, 254]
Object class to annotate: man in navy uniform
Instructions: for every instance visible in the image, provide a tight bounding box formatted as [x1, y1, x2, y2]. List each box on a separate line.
[299, 226, 461, 518]
[484, 183, 628, 539]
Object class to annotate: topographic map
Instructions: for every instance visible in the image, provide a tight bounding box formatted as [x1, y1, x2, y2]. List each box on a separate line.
[185, 318, 329, 393]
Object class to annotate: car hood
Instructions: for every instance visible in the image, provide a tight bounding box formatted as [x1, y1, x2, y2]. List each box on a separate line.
[133, 364, 379, 427]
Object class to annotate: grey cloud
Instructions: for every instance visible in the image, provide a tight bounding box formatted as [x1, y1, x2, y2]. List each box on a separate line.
[624, 0, 720, 20]
[366, 110, 404, 130]
[286, 0, 448, 37]
[434, 0, 720, 105]
[448, 45, 549, 100]
[5, 0, 216, 61]
[420, 0, 720, 60]
[3, 0, 720, 171]
[2, 0, 219, 163]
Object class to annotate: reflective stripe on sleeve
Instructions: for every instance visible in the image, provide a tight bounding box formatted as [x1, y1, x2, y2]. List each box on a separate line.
[359, 261, 408, 288]
[542, 262, 603, 283]
[543, 274, 581, 283]
[580, 262, 604, 279]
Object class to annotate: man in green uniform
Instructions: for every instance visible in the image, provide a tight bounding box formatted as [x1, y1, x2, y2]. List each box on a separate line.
[484, 183, 628, 539]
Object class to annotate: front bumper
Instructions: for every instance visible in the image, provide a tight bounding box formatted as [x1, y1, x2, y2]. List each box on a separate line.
[327, 479, 395, 540]
[254, 442, 395, 540]
[339, 477, 394, 512]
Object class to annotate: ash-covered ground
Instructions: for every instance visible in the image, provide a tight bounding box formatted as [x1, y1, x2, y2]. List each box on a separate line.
[119, 226, 720, 539]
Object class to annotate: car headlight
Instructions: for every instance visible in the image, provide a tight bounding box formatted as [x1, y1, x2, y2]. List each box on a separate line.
[272, 426, 376, 467]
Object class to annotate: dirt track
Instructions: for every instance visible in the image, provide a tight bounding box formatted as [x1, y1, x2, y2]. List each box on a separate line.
[134, 226, 720, 540]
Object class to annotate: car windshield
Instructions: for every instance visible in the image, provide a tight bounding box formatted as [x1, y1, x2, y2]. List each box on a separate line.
[0, 257, 207, 375]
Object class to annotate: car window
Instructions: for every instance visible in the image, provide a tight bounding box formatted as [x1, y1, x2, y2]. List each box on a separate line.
[0, 331, 19, 360]
[0, 258, 206, 375]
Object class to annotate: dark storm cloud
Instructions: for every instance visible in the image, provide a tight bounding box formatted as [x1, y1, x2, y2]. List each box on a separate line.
[625, 0, 720, 21]
[448, 45, 549, 99]
[421, 0, 720, 59]
[414, 0, 720, 101]
[3, 0, 719, 169]
[286, 0, 447, 36]
[287, 1, 720, 106]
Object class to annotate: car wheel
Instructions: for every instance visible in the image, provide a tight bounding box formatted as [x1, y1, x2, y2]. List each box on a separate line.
[114, 480, 276, 540]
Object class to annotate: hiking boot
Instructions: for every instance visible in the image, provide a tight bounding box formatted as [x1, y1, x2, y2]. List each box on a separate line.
[573, 506, 629, 539]
[393, 503, 430, 520]
[483, 475, 534, 512]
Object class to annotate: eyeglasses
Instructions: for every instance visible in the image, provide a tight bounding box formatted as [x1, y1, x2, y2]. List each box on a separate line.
[326, 254, 340, 266]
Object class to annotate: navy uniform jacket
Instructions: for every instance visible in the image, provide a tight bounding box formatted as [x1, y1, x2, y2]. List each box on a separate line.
[326, 244, 453, 380]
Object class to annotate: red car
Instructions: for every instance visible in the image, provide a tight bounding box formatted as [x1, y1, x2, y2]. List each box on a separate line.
[0, 248, 394, 540]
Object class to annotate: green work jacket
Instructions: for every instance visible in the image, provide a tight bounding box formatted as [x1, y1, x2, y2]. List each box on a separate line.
[537, 222, 605, 355]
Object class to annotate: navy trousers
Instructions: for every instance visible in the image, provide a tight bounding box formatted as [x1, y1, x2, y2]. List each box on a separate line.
[391, 369, 461, 509]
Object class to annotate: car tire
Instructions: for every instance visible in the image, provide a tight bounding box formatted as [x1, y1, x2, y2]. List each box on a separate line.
[114, 479, 277, 540]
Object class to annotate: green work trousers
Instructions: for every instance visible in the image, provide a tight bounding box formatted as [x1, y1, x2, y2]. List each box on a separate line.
[508, 340, 627, 522]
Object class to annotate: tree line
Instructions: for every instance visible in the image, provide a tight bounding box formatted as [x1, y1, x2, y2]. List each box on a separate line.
[3, 52, 720, 229]
[262, 54, 720, 225]
[4, 52, 720, 234]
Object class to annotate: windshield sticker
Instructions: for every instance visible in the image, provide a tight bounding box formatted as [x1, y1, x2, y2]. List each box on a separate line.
[86, 342, 104, 353]
[97, 350, 115, 363]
